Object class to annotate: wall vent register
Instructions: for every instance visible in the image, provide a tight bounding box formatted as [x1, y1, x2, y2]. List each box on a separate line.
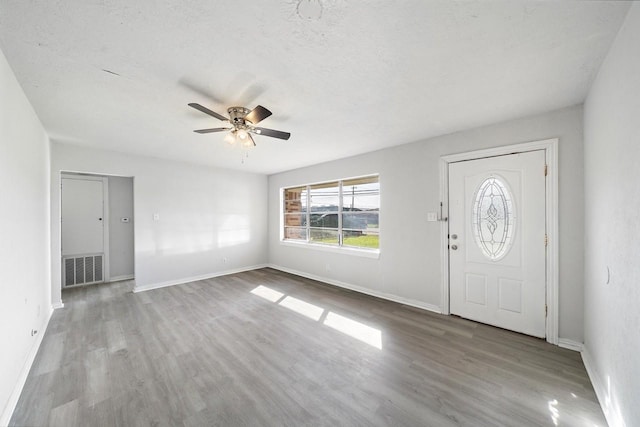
[63, 254, 104, 286]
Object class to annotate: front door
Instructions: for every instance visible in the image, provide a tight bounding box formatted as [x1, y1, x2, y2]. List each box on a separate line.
[448, 150, 546, 337]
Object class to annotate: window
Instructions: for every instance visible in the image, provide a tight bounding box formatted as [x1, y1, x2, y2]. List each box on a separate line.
[282, 175, 379, 250]
[472, 176, 515, 261]
[283, 186, 307, 240]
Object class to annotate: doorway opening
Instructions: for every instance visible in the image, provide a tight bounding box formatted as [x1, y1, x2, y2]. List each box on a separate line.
[60, 172, 135, 288]
[439, 139, 559, 344]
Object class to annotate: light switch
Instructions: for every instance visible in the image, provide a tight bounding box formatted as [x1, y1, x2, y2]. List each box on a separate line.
[427, 212, 437, 222]
[153, 213, 160, 221]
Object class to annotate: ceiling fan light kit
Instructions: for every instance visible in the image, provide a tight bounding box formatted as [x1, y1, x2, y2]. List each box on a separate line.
[188, 102, 291, 155]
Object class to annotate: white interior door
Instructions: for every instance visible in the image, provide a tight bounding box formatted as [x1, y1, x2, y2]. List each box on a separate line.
[61, 178, 104, 256]
[448, 150, 546, 337]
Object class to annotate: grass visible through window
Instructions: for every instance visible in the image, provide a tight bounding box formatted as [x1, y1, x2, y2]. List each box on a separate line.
[313, 234, 379, 248]
[343, 234, 379, 248]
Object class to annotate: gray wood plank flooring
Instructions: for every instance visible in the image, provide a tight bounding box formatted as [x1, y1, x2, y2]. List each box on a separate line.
[10, 268, 606, 426]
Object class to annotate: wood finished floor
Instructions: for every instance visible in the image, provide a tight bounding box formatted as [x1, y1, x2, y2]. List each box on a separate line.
[11, 268, 606, 426]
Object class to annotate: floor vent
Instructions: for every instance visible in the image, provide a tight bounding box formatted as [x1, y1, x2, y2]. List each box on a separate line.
[63, 254, 104, 287]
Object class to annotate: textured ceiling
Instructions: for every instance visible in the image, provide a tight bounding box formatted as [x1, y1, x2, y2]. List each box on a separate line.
[0, 1, 631, 174]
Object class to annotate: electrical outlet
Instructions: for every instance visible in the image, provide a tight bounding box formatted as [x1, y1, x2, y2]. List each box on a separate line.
[222, 257, 228, 264]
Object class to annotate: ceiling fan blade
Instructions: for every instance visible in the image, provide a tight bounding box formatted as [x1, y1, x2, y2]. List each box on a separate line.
[188, 103, 228, 121]
[194, 127, 230, 134]
[252, 127, 291, 140]
[244, 105, 272, 124]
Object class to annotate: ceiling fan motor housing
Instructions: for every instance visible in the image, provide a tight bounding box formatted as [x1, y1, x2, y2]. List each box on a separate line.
[228, 107, 251, 129]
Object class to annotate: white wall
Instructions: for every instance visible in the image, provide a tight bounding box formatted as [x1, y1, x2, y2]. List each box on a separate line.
[108, 175, 135, 280]
[269, 105, 585, 342]
[0, 49, 52, 425]
[583, 4, 640, 426]
[50, 143, 268, 303]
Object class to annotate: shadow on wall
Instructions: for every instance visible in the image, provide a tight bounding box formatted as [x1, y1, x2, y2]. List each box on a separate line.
[137, 214, 252, 256]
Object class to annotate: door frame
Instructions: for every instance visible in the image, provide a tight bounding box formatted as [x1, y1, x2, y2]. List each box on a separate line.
[439, 138, 559, 344]
[61, 172, 110, 284]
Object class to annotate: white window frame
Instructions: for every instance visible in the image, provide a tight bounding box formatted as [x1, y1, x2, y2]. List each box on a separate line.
[280, 174, 380, 258]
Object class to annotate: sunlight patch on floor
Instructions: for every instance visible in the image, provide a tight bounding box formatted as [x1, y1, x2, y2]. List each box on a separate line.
[324, 311, 382, 349]
[548, 399, 559, 426]
[251, 285, 284, 302]
[249, 284, 382, 349]
[279, 296, 324, 321]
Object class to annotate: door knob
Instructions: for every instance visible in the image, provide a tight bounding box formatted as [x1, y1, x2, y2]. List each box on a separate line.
[451, 245, 458, 250]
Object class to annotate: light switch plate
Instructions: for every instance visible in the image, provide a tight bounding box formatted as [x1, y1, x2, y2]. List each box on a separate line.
[427, 212, 437, 222]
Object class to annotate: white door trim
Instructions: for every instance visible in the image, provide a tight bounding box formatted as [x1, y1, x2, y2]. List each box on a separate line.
[439, 138, 559, 344]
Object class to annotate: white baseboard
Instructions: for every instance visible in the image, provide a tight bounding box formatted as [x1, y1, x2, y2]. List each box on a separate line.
[0, 307, 54, 426]
[557, 338, 583, 352]
[109, 274, 134, 282]
[51, 301, 64, 309]
[133, 264, 269, 293]
[582, 346, 625, 427]
[268, 264, 442, 314]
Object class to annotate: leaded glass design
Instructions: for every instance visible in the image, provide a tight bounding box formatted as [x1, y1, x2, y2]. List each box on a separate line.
[472, 176, 515, 260]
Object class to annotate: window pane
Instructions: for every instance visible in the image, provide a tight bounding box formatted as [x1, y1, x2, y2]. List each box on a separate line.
[310, 228, 339, 245]
[309, 182, 339, 213]
[284, 187, 307, 241]
[343, 195, 379, 211]
[309, 182, 339, 245]
[342, 177, 379, 250]
[310, 213, 338, 228]
[342, 174, 379, 250]
[284, 227, 307, 240]
[284, 213, 307, 227]
[285, 186, 305, 201]
[342, 178, 379, 213]
[284, 187, 307, 214]
[342, 212, 379, 230]
[342, 230, 379, 249]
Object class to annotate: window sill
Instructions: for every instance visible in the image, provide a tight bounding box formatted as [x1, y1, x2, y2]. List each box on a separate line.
[279, 240, 380, 259]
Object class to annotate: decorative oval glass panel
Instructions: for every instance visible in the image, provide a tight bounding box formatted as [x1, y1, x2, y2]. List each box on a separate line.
[472, 176, 516, 261]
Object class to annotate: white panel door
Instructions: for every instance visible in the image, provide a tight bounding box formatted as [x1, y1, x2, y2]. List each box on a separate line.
[449, 150, 546, 337]
[61, 178, 104, 256]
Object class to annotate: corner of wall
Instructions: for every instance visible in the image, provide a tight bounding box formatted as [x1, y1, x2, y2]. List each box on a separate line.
[0, 308, 54, 426]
